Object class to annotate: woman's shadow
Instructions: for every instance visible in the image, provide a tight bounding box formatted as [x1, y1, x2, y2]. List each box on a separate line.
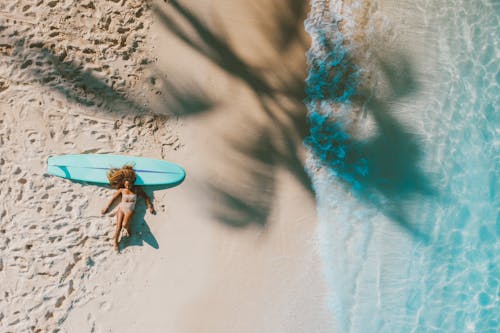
[119, 203, 159, 251]
[117, 184, 180, 251]
[99, 185, 158, 251]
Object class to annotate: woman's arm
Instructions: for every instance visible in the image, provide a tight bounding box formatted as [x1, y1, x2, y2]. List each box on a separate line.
[137, 187, 154, 213]
[101, 190, 122, 214]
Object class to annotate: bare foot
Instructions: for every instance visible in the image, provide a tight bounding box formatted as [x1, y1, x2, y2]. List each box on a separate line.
[114, 243, 119, 252]
[122, 228, 129, 238]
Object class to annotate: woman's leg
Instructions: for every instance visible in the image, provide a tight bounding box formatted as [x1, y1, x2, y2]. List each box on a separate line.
[122, 211, 134, 237]
[113, 209, 124, 251]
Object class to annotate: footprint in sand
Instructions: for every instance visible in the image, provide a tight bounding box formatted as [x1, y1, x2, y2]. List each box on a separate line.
[99, 301, 111, 312]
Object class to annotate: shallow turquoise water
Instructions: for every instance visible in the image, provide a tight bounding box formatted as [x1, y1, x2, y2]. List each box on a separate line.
[305, 0, 499, 332]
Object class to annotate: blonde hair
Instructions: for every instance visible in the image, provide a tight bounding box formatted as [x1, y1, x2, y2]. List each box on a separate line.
[107, 165, 136, 189]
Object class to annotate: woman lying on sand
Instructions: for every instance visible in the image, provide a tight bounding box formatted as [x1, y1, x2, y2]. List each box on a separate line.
[101, 165, 154, 252]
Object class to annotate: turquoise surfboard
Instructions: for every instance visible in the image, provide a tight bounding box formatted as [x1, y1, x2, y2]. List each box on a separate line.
[47, 154, 185, 186]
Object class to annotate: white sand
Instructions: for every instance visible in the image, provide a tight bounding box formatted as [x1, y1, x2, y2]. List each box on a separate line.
[0, 0, 334, 332]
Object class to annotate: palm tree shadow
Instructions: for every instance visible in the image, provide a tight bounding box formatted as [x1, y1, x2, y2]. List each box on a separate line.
[306, 40, 436, 239]
[154, 0, 437, 237]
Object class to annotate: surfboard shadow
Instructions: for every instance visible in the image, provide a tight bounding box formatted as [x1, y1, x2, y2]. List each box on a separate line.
[59, 178, 185, 190]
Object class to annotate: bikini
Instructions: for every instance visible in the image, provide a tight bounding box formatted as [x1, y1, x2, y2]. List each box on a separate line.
[120, 192, 137, 213]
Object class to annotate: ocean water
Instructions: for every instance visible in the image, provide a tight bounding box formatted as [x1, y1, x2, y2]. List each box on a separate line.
[304, 0, 499, 332]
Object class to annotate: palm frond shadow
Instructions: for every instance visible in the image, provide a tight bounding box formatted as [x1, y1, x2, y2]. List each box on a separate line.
[254, 0, 308, 51]
[154, 75, 217, 117]
[155, 0, 314, 227]
[306, 44, 436, 239]
[154, 1, 274, 97]
[33, 47, 145, 113]
[25, 46, 214, 119]
[211, 130, 276, 227]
